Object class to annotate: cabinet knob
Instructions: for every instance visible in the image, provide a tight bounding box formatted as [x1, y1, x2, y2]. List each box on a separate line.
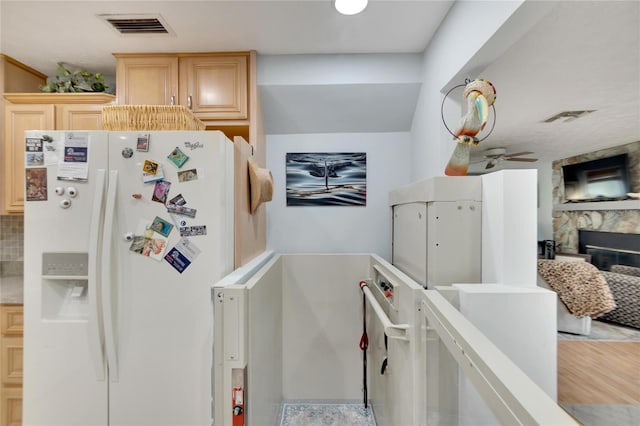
[187, 95, 193, 110]
[170, 95, 175, 106]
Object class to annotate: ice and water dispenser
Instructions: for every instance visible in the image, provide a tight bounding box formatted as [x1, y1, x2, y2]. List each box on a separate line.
[41, 252, 89, 320]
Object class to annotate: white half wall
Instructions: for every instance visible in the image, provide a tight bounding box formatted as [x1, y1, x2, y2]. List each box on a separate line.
[281, 254, 370, 400]
[482, 170, 538, 286]
[266, 132, 411, 260]
[456, 284, 557, 425]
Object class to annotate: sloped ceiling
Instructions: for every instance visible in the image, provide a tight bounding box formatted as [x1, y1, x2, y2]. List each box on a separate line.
[1, 1, 638, 169]
[466, 0, 640, 172]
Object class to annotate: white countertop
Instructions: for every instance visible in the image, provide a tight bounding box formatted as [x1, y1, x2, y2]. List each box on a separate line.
[0, 276, 23, 304]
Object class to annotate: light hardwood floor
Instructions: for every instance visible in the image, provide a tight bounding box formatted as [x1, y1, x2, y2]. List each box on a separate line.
[558, 341, 640, 404]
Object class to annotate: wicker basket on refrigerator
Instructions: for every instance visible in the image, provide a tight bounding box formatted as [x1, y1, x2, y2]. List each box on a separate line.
[102, 105, 205, 131]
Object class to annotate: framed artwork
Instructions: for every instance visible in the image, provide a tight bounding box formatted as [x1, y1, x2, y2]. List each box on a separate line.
[286, 152, 366, 206]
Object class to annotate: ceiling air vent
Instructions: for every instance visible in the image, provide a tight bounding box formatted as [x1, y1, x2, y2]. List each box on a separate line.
[98, 14, 174, 36]
[543, 110, 595, 123]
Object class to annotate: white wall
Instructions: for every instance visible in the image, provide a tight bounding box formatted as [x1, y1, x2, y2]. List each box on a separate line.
[266, 132, 411, 260]
[259, 1, 559, 255]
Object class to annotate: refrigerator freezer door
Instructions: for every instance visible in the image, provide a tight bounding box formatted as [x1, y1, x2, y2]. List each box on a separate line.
[23, 131, 109, 425]
[106, 131, 234, 425]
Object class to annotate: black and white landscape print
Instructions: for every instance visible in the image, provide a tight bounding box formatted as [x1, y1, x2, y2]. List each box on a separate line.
[286, 152, 367, 206]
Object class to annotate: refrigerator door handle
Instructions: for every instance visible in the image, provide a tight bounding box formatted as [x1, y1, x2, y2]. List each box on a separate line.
[102, 170, 119, 382]
[88, 169, 107, 381]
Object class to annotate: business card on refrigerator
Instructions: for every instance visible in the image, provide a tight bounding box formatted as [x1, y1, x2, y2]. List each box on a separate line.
[164, 238, 201, 274]
[166, 204, 197, 218]
[179, 225, 207, 237]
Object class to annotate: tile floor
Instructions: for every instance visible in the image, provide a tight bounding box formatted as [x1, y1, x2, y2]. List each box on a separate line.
[280, 401, 375, 426]
[561, 404, 640, 426]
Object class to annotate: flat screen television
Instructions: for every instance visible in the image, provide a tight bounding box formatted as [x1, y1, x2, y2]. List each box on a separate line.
[562, 153, 631, 202]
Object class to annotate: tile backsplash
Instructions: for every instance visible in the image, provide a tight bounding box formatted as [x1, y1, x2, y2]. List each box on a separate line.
[0, 215, 24, 277]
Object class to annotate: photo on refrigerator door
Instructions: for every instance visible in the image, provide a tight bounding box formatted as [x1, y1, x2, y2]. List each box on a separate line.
[136, 133, 150, 152]
[177, 168, 198, 182]
[129, 236, 167, 261]
[25, 167, 48, 201]
[151, 216, 174, 237]
[286, 152, 367, 206]
[152, 180, 172, 204]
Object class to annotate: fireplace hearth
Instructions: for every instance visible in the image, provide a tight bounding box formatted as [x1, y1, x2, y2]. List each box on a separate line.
[579, 230, 640, 270]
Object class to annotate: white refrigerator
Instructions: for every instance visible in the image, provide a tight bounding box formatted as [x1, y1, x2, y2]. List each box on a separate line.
[22, 130, 234, 425]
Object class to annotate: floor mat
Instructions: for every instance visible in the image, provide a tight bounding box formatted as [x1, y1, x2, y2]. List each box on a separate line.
[280, 402, 375, 426]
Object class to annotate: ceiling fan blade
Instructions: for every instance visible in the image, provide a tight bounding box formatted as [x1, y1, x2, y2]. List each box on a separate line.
[485, 159, 497, 169]
[506, 157, 538, 162]
[505, 151, 534, 158]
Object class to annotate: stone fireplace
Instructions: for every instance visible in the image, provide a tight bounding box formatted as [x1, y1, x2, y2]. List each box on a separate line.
[552, 141, 640, 254]
[578, 230, 640, 270]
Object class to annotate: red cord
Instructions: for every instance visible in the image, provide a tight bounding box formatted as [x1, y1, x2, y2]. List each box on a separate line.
[359, 332, 368, 350]
[359, 280, 369, 350]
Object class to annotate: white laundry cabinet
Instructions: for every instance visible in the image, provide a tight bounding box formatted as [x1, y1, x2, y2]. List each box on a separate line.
[390, 176, 482, 288]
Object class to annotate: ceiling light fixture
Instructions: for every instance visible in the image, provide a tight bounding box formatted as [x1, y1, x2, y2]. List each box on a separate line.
[334, 0, 368, 15]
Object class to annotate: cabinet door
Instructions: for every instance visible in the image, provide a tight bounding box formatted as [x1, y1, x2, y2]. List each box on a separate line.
[180, 55, 248, 120]
[1, 337, 22, 386]
[1, 387, 22, 426]
[0, 306, 23, 336]
[392, 203, 428, 287]
[427, 201, 482, 286]
[3, 104, 54, 213]
[116, 56, 179, 105]
[56, 104, 105, 130]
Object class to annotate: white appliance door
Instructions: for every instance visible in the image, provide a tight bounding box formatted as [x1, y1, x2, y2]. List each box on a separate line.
[105, 131, 234, 425]
[23, 131, 109, 425]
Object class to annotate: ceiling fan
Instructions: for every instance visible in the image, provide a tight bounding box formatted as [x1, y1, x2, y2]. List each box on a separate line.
[481, 147, 538, 169]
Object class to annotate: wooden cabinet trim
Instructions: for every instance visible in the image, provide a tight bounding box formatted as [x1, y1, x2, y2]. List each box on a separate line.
[114, 52, 250, 59]
[4, 93, 115, 104]
[0, 54, 47, 80]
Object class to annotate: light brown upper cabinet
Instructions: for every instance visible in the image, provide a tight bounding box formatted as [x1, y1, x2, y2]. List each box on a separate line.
[114, 52, 248, 121]
[0, 54, 47, 215]
[114, 51, 266, 179]
[2, 93, 115, 214]
[179, 55, 247, 120]
[114, 55, 179, 106]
